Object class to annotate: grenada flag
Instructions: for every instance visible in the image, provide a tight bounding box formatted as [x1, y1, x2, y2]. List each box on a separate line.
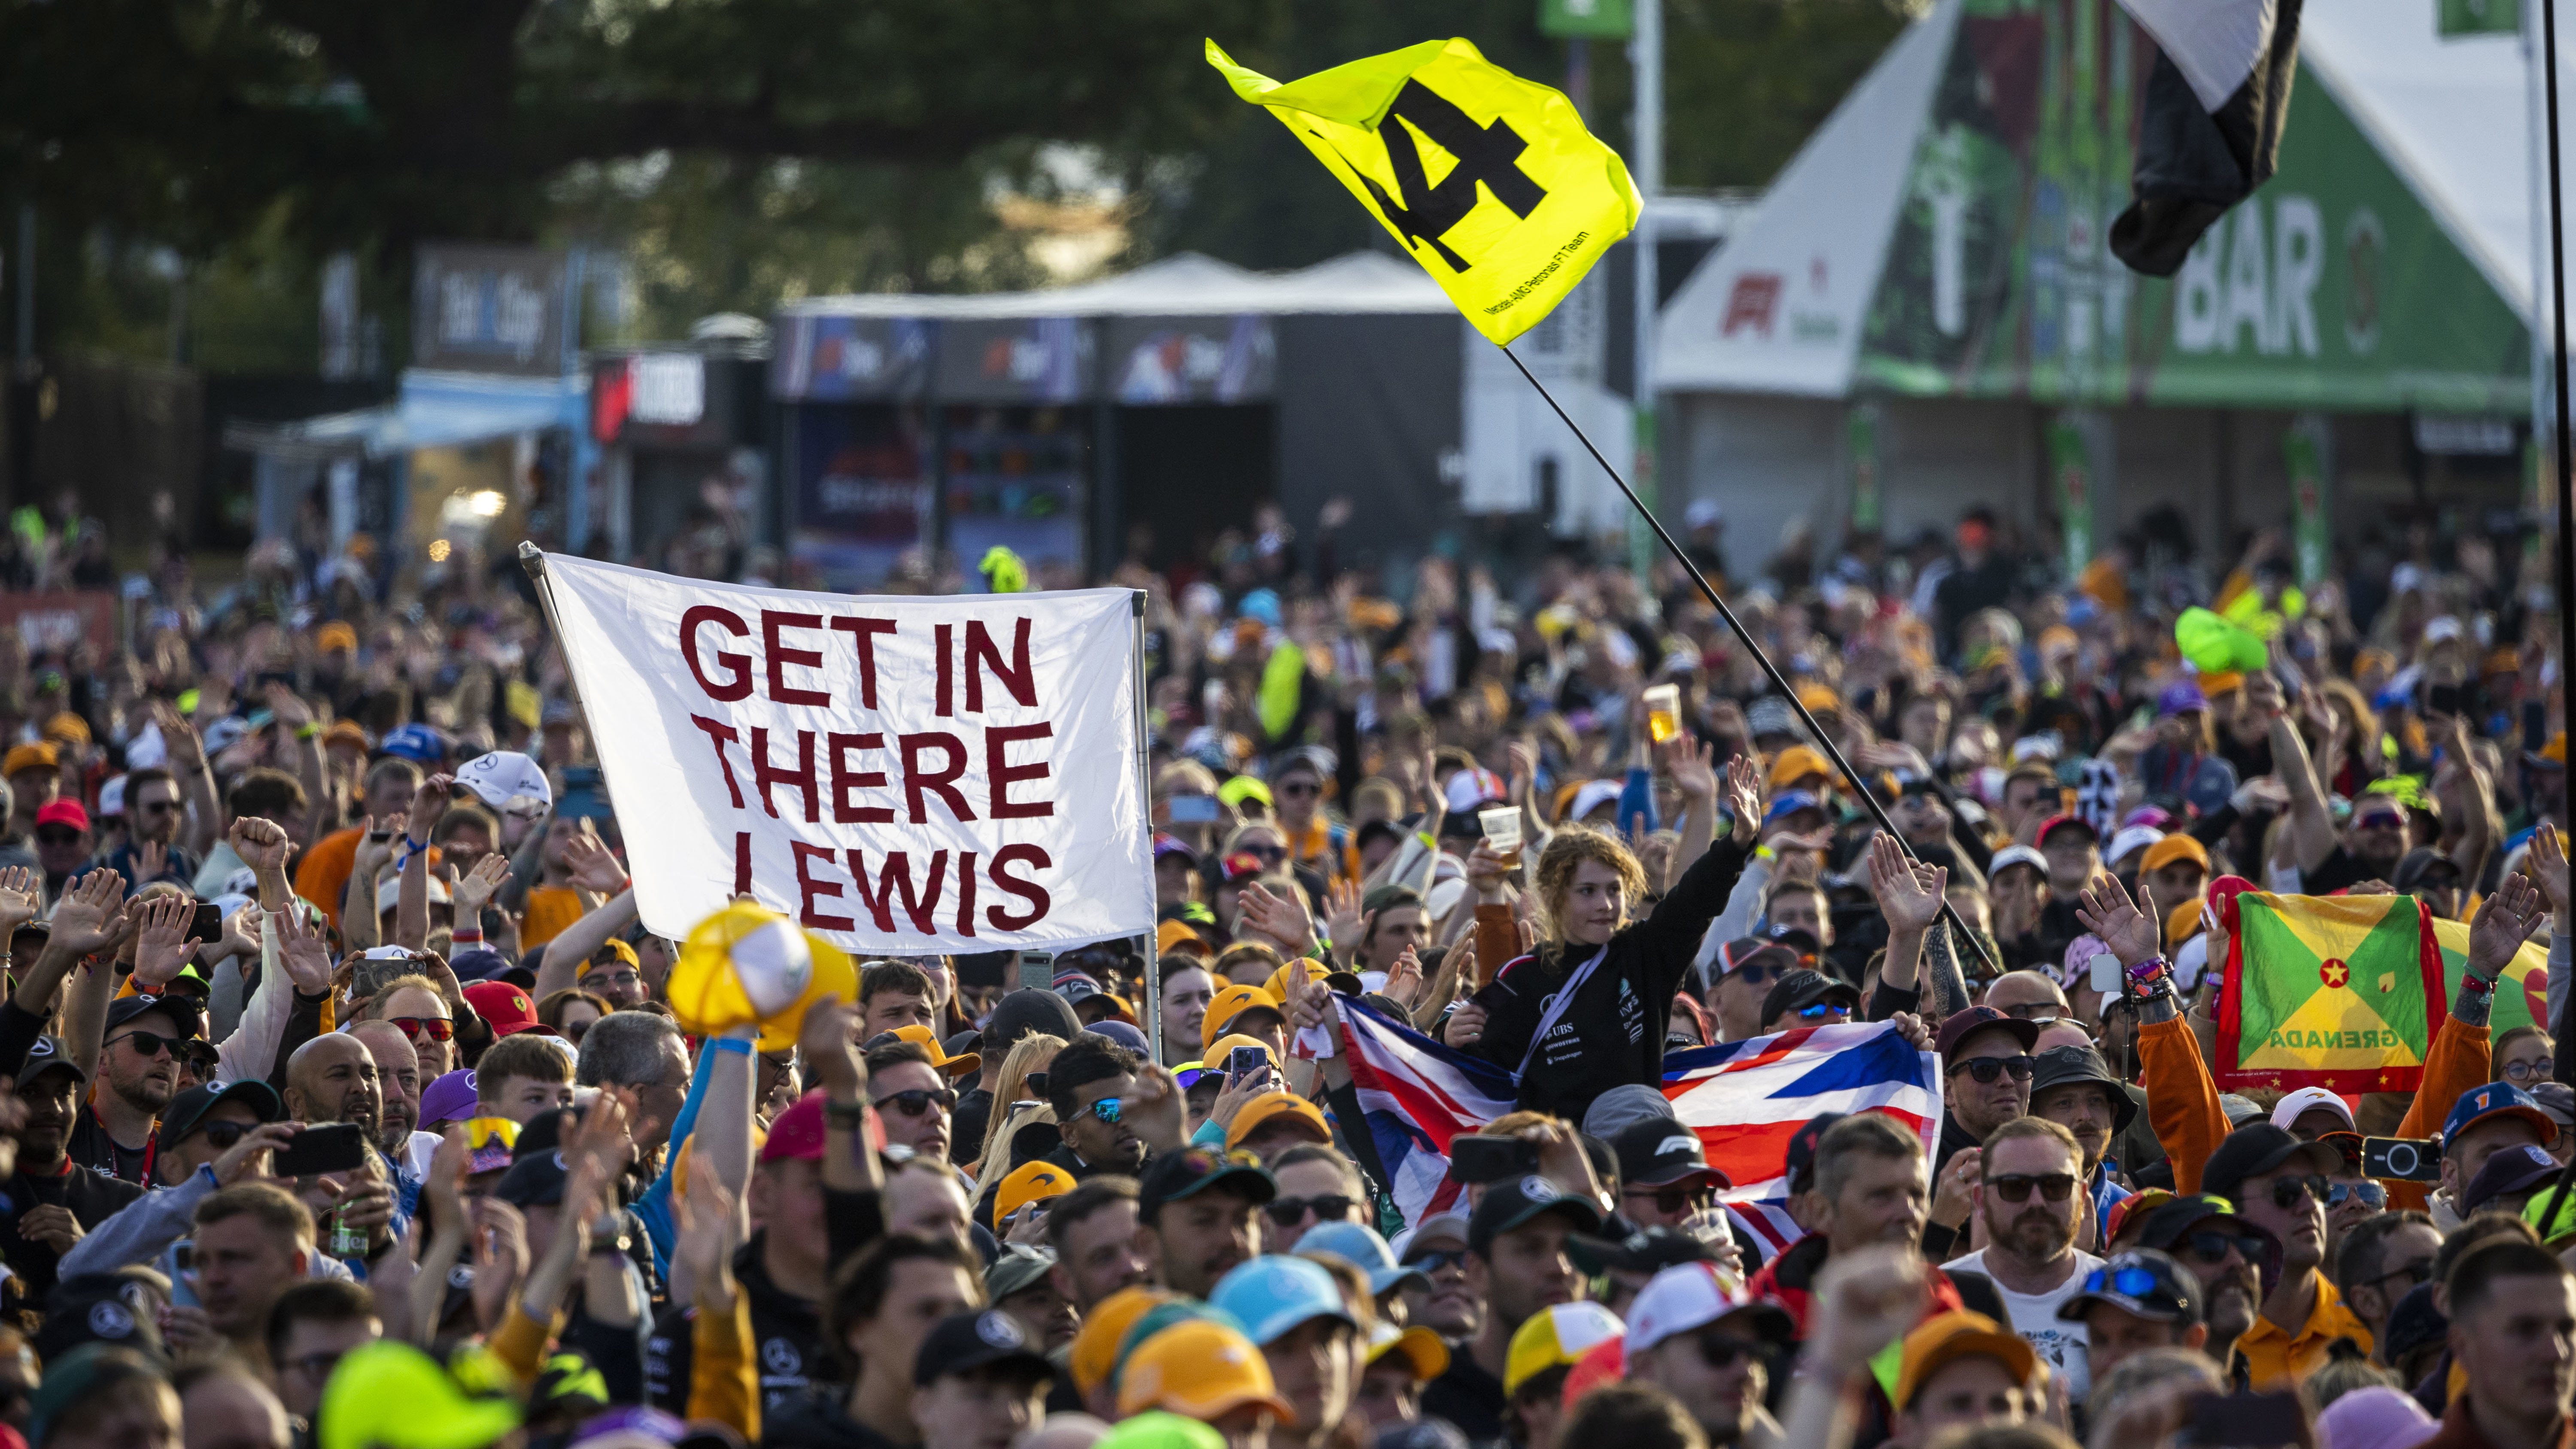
[2434, 917, 2552, 1035]
[2217, 891, 2448, 1093]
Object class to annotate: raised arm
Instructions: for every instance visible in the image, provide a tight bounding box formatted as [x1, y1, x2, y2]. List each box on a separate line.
[53, 871, 130, 1082]
[155, 704, 222, 860]
[533, 835, 637, 1000]
[394, 775, 453, 951]
[2263, 678, 2338, 873]
[1866, 833, 1947, 1010]
[1661, 735, 1719, 890]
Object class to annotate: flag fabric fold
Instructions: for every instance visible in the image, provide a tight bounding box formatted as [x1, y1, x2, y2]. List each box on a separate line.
[2108, 0, 2304, 277]
[1300, 995, 1519, 1227]
[1661, 1021, 1944, 1259]
[2217, 890, 2448, 1093]
[1206, 37, 1641, 345]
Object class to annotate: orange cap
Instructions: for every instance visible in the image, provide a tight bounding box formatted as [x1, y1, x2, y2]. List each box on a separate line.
[2139, 834, 2209, 875]
[1225, 1091, 1331, 1152]
[996, 1160, 1078, 1227]
[1069, 1288, 1176, 1396]
[1116, 1320, 1293, 1422]
[1765, 745, 1833, 793]
[1203, 985, 1284, 1053]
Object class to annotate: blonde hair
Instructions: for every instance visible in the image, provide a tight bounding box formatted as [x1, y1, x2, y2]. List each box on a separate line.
[358, 973, 447, 1020]
[1531, 824, 1649, 943]
[975, 1032, 1067, 1174]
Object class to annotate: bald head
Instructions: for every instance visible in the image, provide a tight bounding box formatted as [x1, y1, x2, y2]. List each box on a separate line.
[2033, 1020, 2093, 1055]
[1984, 970, 2068, 1019]
[343, 1021, 421, 1151]
[286, 1033, 382, 1135]
[182, 1365, 290, 1449]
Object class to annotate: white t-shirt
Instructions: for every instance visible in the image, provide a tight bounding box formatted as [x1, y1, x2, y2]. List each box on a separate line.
[1943, 1246, 2103, 1406]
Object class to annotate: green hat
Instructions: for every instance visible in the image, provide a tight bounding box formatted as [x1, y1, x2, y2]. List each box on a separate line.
[1218, 776, 1273, 811]
[28, 1344, 166, 1447]
[1096, 1412, 1226, 1449]
[320, 1342, 521, 1449]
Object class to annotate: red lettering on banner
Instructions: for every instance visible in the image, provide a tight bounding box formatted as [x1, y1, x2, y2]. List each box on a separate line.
[987, 844, 1052, 930]
[848, 849, 948, 934]
[964, 618, 1034, 711]
[935, 623, 954, 717]
[954, 852, 978, 936]
[899, 732, 974, 822]
[829, 617, 898, 709]
[986, 723, 1054, 819]
[681, 607, 753, 702]
[793, 841, 854, 930]
[827, 732, 893, 823]
[689, 715, 746, 808]
[762, 611, 831, 705]
[734, 832, 752, 896]
[750, 727, 819, 823]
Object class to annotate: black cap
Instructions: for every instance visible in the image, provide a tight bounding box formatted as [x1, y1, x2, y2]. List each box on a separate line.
[1566, 1225, 1716, 1277]
[2199, 1124, 2342, 1204]
[105, 993, 202, 1039]
[1767, 927, 1824, 957]
[1760, 968, 1858, 1027]
[2053, 1248, 2202, 1326]
[2028, 1046, 2139, 1134]
[155, 1078, 285, 1151]
[495, 1148, 569, 1207]
[18, 1033, 83, 1085]
[2381, 1282, 2448, 1364]
[33, 1274, 167, 1365]
[984, 989, 1084, 1058]
[2464, 1142, 2563, 1217]
[913, 1309, 1054, 1387]
[2131, 1194, 2274, 1268]
[1934, 1005, 2041, 1058]
[1710, 937, 1798, 981]
[1137, 1146, 1276, 1222]
[1609, 1118, 1729, 1190]
[515, 1106, 580, 1161]
[1466, 1173, 1604, 1255]
[1784, 1112, 1850, 1195]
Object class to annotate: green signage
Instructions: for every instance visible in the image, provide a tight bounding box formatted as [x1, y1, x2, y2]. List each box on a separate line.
[2439, 0, 2520, 35]
[1540, 0, 1633, 39]
[1847, 402, 1882, 531]
[2286, 415, 2331, 586]
[1854, 0, 2531, 415]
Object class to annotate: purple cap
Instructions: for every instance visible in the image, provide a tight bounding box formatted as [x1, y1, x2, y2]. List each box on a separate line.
[1088, 1021, 1152, 1057]
[2157, 679, 2208, 717]
[420, 1069, 480, 1130]
[449, 947, 512, 982]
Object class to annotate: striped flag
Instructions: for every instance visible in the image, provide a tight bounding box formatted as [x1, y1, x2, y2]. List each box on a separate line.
[1302, 995, 1519, 1227]
[1662, 1022, 1944, 1259]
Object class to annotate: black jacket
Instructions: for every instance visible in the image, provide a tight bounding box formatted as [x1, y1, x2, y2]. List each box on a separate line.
[761, 1389, 906, 1449]
[0, 1157, 143, 1302]
[645, 1233, 823, 1412]
[1465, 837, 1750, 1122]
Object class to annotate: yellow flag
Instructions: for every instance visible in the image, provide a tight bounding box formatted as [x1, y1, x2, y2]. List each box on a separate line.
[1207, 37, 1641, 346]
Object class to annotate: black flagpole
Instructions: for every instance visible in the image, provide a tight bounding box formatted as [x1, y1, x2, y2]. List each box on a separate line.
[1499, 344, 2002, 978]
[2530, 0, 2576, 1236]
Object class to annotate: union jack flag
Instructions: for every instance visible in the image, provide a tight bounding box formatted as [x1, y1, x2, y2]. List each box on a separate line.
[1300, 995, 1519, 1227]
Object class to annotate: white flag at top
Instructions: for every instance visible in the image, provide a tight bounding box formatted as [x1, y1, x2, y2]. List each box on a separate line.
[538, 553, 1152, 953]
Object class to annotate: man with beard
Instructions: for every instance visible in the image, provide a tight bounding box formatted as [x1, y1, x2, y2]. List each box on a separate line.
[2334, 1212, 2443, 1361]
[1938, 1117, 2101, 1406]
[0, 1036, 141, 1298]
[2200, 1124, 2367, 1388]
[281, 1034, 397, 1263]
[1134, 1145, 1274, 1298]
[1422, 1174, 1604, 1444]
[2054, 1247, 2209, 1385]
[1922, 1005, 2040, 1261]
[55, 1079, 296, 1283]
[76, 994, 198, 1184]
[1045, 1178, 1151, 1314]
[343, 1020, 439, 1238]
[865, 1038, 959, 1177]
[2127, 1195, 2272, 1373]
[2027, 1045, 2135, 1248]
[974, 1033, 1160, 1227]
[2421, 1240, 2576, 1449]
[1622, 1261, 1794, 1446]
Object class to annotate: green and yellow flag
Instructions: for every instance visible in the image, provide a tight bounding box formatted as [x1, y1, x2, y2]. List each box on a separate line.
[2217, 892, 2448, 1093]
[1206, 37, 1641, 346]
[2434, 916, 2552, 1035]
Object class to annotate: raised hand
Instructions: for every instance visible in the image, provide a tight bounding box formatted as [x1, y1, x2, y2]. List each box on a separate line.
[154, 703, 204, 773]
[674, 1161, 741, 1312]
[270, 903, 334, 994]
[450, 853, 511, 921]
[2531, 825, 2571, 922]
[130, 894, 203, 987]
[468, 1198, 529, 1332]
[48, 869, 128, 957]
[797, 994, 866, 1101]
[1661, 735, 1718, 804]
[264, 683, 314, 732]
[2073, 875, 2160, 967]
[1382, 944, 1424, 1008]
[352, 816, 401, 884]
[1866, 833, 1947, 934]
[562, 829, 629, 896]
[1237, 881, 1317, 956]
[406, 775, 454, 846]
[0, 866, 40, 936]
[2469, 872, 2550, 978]
[228, 816, 291, 875]
[1323, 879, 1363, 961]
[1723, 753, 1762, 845]
[1807, 1244, 1932, 1376]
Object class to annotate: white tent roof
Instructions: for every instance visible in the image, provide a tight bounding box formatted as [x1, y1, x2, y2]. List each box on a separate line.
[1653, 0, 1960, 395]
[779, 249, 1452, 320]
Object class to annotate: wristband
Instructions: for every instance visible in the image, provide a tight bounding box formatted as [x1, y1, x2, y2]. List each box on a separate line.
[2461, 970, 2496, 996]
[2124, 957, 2173, 998]
[824, 1102, 870, 1130]
[295, 723, 321, 741]
[705, 1035, 754, 1058]
[449, 927, 483, 946]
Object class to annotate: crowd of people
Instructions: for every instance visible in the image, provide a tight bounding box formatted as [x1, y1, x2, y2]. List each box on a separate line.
[0, 495, 2564, 1449]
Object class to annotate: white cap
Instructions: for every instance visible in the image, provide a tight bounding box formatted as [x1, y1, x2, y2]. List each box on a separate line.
[2270, 1087, 2357, 1134]
[1990, 845, 2047, 878]
[2106, 825, 2165, 865]
[2174, 932, 2212, 993]
[1568, 780, 1625, 824]
[97, 775, 127, 818]
[377, 874, 453, 912]
[1625, 1262, 1768, 1354]
[453, 750, 553, 812]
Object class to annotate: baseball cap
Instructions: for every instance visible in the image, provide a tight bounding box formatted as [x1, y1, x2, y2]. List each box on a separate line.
[1203, 986, 1284, 1052]
[1623, 1261, 1790, 1354]
[463, 981, 546, 1037]
[420, 1069, 480, 1130]
[2200, 1124, 2345, 1203]
[1760, 968, 1857, 1025]
[1068, 1287, 1177, 1396]
[1583, 1084, 1680, 1140]
[1, 742, 55, 778]
[2028, 1046, 2138, 1133]
[1115, 1320, 1293, 1422]
[33, 799, 88, 834]
[1761, 790, 1826, 829]
[32, 1282, 167, 1369]
[2534, 1082, 2576, 1137]
[1226, 1091, 1332, 1152]
[1366, 1321, 1452, 1382]
[2130, 1194, 2272, 1267]
[2141, 834, 2211, 874]
[760, 1091, 827, 1165]
[155, 1078, 284, 1151]
[914, 1308, 1053, 1386]
[1503, 1302, 1625, 1396]
[2054, 1248, 2202, 1326]
[496, 1146, 571, 1207]
[1783, 1112, 1850, 1194]
[1211, 1255, 1356, 1346]
[1933, 1005, 2040, 1059]
[1391, 1210, 1469, 1264]
[1893, 1311, 2038, 1410]
[887, 1023, 981, 1078]
[1138, 1146, 1276, 1222]
[453, 750, 552, 812]
[1710, 937, 1798, 981]
[1609, 1118, 1729, 1191]
[2379, 1283, 2447, 1366]
[2034, 814, 2097, 848]
[377, 724, 448, 765]
[1096, 1413, 1226, 1449]
[2269, 1086, 2357, 1135]
[1987, 844, 2047, 879]
[1766, 746, 1833, 792]
[1467, 1174, 1605, 1255]
[318, 1340, 522, 1449]
[17, 1033, 83, 1086]
[2444, 1081, 2561, 1148]
[376, 873, 453, 912]
[1566, 1225, 1718, 1278]
[2465, 1143, 2563, 1218]
[1442, 768, 1507, 815]
[996, 1161, 1079, 1227]
[1296, 1221, 1426, 1297]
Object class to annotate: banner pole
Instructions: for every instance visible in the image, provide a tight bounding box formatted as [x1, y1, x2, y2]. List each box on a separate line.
[1498, 345, 2001, 975]
[2535, 0, 2576, 1236]
[1132, 589, 1160, 1065]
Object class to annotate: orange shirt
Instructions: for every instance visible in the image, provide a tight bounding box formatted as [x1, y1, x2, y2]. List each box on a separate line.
[520, 885, 586, 948]
[291, 826, 443, 933]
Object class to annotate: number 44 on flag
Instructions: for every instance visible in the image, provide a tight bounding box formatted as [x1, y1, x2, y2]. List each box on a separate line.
[1206, 38, 1642, 346]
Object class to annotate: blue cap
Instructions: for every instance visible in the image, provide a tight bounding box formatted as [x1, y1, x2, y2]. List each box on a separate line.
[1295, 1221, 1428, 1298]
[2444, 1081, 2560, 1148]
[1762, 790, 1824, 827]
[1209, 1255, 1356, 1347]
[379, 723, 447, 763]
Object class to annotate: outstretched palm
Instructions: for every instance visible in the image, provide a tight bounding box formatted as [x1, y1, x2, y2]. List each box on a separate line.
[1866, 833, 1947, 933]
[2074, 876, 2159, 966]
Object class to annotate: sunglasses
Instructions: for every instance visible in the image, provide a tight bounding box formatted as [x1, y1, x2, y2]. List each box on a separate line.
[1986, 1172, 2077, 1203]
[1727, 963, 1786, 987]
[1088, 1098, 1124, 1125]
[1406, 1249, 1468, 1275]
[1624, 1182, 1716, 1215]
[1691, 1332, 1764, 1371]
[2354, 813, 2406, 831]
[2265, 1174, 2329, 1210]
[2082, 1264, 2166, 1300]
[2328, 1181, 2387, 1209]
[137, 800, 177, 816]
[1793, 1002, 1850, 1022]
[1276, 781, 1319, 797]
[34, 830, 79, 846]
[2184, 1230, 2267, 1267]
[1999, 1003, 2062, 1022]
[390, 1016, 454, 1042]
[194, 1120, 252, 1150]
[1949, 1055, 2036, 1084]
[875, 1088, 958, 1118]
[1266, 1194, 1356, 1226]
[109, 1030, 187, 1059]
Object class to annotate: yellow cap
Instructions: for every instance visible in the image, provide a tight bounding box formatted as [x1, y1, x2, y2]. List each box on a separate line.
[1260, 957, 1328, 1005]
[2, 742, 56, 777]
[1367, 1322, 1452, 1382]
[2198, 670, 2244, 697]
[996, 1161, 1079, 1227]
[1203, 985, 1284, 1053]
[2140, 834, 2209, 875]
[1071, 1288, 1178, 1396]
[1224, 1091, 1331, 1151]
[1203, 1034, 1277, 1069]
[1504, 1302, 1625, 1397]
[1794, 683, 1842, 714]
[1765, 745, 1832, 793]
[1894, 1312, 2040, 1410]
[890, 1023, 981, 1078]
[316, 621, 359, 654]
[1158, 919, 1207, 955]
[41, 712, 88, 747]
[1117, 1320, 1293, 1422]
[665, 901, 858, 1051]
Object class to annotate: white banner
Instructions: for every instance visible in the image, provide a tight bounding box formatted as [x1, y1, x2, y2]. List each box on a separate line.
[539, 554, 1151, 952]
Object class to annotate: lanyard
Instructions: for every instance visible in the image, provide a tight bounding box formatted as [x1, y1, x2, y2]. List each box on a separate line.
[1516, 944, 1610, 1080]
